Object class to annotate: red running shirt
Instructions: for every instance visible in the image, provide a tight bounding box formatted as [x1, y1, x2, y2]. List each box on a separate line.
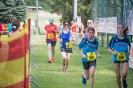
[44, 24, 58, 41]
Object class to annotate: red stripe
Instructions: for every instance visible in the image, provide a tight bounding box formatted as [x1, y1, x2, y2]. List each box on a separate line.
[0, 34, 29, 62]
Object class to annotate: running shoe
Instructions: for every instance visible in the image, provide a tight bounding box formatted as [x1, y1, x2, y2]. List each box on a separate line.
[51, 58, 54, 62]
[65, 68, 69, 72]
[61, 65, 65, 71]
[123, 79, 127, 88]
[82, 74, 86, 84]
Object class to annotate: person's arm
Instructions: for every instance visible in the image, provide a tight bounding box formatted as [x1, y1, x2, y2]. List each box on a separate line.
[77, 38, 87, 58]
[94, 28, 98, 38]
[58, 31, 62, 43]
[96, 50, 101, 58]
[44, 25, 47, 35]
[70, 31, 75, 41]
[77, 48, 87, 59]
[128, 36, 131, 55]
[108, 36, 118, 55]
[53, 25, 59, 33]
[128, 46, 131, 55]
[108, 48, 117, 55]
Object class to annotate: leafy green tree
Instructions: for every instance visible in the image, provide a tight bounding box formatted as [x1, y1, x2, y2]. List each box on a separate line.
[0, 0, 26, 23]
[25, 0, 125, 24]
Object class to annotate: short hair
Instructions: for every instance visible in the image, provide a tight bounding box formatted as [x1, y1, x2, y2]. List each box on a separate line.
[87, 27, 95, 33]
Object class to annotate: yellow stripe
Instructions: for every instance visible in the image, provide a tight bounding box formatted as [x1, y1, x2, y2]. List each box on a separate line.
[26, 51, 30, 76]
[0, 24, 29, 42]
[0, 52, 29, 87]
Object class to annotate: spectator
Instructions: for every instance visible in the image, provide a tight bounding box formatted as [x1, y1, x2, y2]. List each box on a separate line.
[85, 19, 98, 38]
[58, 20, 63, 32]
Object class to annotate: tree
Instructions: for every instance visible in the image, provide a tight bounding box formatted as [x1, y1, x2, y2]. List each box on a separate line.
[36, 0, 91, 27]
[0, 0, 26, 23]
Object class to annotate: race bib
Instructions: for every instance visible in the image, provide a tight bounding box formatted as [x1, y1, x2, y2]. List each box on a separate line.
[48, 33, 54, 38]
[117, 52, 126, 61]
[87, 52, 96, 61]
[66, 42, 72, 48]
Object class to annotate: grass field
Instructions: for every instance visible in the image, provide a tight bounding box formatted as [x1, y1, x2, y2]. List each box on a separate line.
[30, 35, 133, 88]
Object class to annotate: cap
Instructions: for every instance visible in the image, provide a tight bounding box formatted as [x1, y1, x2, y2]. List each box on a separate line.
[49, 18, 54, 23]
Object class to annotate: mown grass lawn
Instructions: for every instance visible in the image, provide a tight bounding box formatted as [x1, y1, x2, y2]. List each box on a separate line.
[30, 35, 133, 88]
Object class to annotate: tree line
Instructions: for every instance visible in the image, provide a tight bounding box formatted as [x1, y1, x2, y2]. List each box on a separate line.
[0, 0, 127, 25]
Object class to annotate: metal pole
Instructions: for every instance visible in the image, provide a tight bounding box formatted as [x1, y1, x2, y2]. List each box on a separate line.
[36, 0, 38, 36]
[123, 0, 127, 27]
[73, 0, 77, 20]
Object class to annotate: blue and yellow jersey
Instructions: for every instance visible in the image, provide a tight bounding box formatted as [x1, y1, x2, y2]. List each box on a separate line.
[108, 34, 131, 62]
[78, 37, 98, 62]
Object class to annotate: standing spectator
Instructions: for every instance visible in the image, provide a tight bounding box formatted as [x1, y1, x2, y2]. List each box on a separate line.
[44, 18, 59, 63]
[58, 21, 74, 72]
[78, 22, 84, 39]
[77, 27, 101, 87]
[58, 20, 63, 32]
[8, 17, 18, 33]
[108, 23, 131, 88]
[85, 19, 98, 38]
[70, 20, 77, 32]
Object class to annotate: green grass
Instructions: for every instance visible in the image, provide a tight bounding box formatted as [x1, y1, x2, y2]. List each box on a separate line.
[30, 35, 133, 88]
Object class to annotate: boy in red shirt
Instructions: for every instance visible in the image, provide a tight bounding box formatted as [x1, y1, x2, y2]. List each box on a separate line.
[44, 18, 59, 63]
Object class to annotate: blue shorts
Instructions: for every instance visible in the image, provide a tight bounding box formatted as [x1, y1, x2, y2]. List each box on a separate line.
[46, 39, 56, 47]
[82, 60, 96, 70]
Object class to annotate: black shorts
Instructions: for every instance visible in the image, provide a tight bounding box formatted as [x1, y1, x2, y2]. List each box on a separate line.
[82, 60, 96, 70]
[60, 47, 73, 53]
[114, 61, 128, 63]
[46, 39, 56, 47]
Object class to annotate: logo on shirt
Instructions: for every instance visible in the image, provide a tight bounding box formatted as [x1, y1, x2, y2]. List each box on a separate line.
[117, 44, 126, 47]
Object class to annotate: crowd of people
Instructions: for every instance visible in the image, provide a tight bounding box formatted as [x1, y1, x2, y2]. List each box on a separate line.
[44, 18, 131, 88]
[0, 17, 131, 88]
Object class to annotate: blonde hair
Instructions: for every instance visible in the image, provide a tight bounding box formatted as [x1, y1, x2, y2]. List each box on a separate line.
[87, 19, 94, 27]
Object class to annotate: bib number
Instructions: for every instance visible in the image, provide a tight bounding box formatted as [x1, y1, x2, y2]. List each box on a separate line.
[48, 33, 54, 38]
[87, 52, 96, 61]
[66, 42, 72, 48]
[117, 52, 126, 61]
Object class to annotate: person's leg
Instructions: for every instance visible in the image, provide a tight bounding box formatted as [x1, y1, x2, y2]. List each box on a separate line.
[51, 46, 55, 58]
[47, 43, 52, 62]
[61, 52, 66, 71]
[82, 70, 89, 84]
[122, 62, 129, 88]
[65, 53, 71, 71]
[51, 41, 56, 62]
[46, 39, 52, 63]
[114, 62, 122, 88]
[89, 66, 95, 88]
[82, 62, 90, 84]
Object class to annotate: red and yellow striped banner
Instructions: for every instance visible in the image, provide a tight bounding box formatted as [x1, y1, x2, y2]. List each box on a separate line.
[0, 19, 30, 88]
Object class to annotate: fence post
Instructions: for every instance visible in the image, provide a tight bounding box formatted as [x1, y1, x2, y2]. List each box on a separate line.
[107, 33, 109, 48]
[101, 33, 104, 47]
